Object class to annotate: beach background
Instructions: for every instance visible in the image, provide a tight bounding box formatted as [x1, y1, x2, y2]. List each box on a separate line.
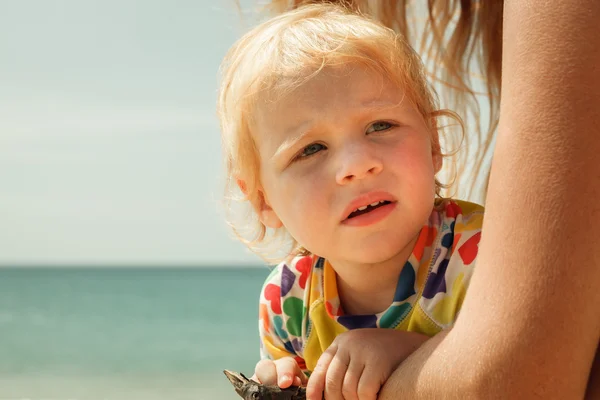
[0, 267, 270, 399]
[1, 2, 275, 398]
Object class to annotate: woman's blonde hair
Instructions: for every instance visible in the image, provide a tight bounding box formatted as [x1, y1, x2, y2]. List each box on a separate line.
[218, 3, 463, 263]
[267, 0, 503, 203]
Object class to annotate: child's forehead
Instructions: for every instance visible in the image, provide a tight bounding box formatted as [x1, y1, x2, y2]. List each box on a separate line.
[249, 65, 416, 141]
[256, 65, 406, 112]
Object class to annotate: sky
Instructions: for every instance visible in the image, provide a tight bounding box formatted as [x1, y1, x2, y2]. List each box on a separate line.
[0, 0, 267, 266]
[0, 1, 491, 267]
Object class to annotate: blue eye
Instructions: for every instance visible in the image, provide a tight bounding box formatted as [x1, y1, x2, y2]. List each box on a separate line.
[366, 121, 392, 133]
[300, 143, 326, 158]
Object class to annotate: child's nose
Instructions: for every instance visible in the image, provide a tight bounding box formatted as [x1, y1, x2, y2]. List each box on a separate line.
[335, 144, 383, 185]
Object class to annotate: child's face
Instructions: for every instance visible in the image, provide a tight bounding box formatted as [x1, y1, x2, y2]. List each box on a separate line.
[251, 65, 441, 266]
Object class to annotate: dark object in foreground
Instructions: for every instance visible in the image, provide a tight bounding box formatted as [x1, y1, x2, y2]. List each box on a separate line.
[223, 370, 307, 400]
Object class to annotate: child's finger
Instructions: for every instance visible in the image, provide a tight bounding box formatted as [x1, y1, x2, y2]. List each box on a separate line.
[274, 357, 304, 388]
[323, 350, 350, 400]
[306, 345, 337, 400]
[293, 360, 309, 386]
[356, 365, 382, 400]
[254, 359, 277, 386]
[341, 359, 364, 400]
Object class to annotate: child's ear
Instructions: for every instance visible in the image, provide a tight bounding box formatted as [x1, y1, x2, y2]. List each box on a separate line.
[257, 190, 283, 229]
[236, 179, 283, 229]
[236, 179, 248, 196]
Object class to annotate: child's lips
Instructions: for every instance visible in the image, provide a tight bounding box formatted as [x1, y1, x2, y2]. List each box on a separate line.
[342, 201, 397, 227]
[341, 190, 396, 221]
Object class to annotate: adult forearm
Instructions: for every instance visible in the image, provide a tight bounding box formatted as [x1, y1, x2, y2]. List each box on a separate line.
[378, 329, 473, 398]
[381, 1, 600, 398]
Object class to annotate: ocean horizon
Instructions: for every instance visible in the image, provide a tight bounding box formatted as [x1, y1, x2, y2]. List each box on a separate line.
[0, 266, 273, 399]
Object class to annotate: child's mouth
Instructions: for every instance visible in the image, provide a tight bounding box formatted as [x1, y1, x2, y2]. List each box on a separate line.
[347, 200, 391, 219]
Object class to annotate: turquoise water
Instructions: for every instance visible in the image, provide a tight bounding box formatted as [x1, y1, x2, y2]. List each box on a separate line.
[0, 267, 272, 399]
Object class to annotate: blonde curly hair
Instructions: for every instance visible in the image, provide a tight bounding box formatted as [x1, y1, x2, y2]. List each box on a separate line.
[217, 3, 463, 263]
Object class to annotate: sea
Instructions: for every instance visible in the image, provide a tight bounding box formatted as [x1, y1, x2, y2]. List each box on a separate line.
[0, 267, 273, 400]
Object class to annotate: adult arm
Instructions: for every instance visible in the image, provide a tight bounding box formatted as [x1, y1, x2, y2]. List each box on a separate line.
[379, 1, 600, 398]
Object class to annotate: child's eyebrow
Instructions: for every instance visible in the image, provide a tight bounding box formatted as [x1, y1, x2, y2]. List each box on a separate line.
[360, 98, 403, 111]
[271, 98, 402, 161]
[272, 122, 314, 160]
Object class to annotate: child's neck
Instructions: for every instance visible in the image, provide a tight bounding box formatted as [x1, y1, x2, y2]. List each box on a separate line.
[332, 233, 419, 316]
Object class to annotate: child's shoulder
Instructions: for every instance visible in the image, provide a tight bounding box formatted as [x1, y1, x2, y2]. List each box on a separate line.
[440, 199, 485, 234]
[441, 199, 485, 218]
[260, 255, 316, 303]
[417, 200, 484, 328]
[433, 199, 484, 270]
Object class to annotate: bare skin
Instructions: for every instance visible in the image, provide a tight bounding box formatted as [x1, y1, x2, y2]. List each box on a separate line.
[252, 329, 429, 400]
[376, 1, 600, 398]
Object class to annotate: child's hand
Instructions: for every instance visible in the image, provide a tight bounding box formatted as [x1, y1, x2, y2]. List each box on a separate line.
[251, 357, 308, 389]
[306, 328, 429, 400]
